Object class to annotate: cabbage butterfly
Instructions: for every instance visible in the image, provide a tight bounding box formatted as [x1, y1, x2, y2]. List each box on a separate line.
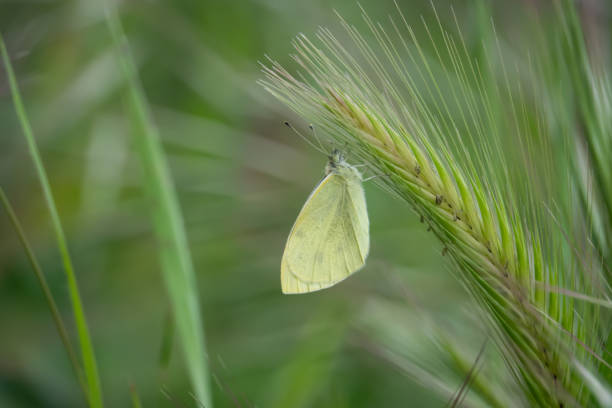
[281, 149, 369, 294]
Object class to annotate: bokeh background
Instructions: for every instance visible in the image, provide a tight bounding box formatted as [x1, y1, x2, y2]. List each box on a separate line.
[0, 0, 596, 407]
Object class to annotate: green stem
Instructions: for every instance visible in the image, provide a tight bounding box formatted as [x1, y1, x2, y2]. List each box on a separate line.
[130, 384, 143, 408]
[0, 187, 89, 401]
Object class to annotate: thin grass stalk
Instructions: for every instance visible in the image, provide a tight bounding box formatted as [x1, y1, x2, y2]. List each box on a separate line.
[102, 6, 213, 407]
[0, 34, 103, 408]
[556, 0, 612, 264]
[0, 187, 88, 401]
[552, 0, 612, 390]
[447, 339, 487, 408]
[130, 384, 143, 408]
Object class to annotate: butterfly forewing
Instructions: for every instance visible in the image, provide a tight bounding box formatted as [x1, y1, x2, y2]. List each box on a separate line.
[281, 168, 369, 294]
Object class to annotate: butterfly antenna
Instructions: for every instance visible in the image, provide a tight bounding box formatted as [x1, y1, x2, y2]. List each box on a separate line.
[308, 123, 327, 153]
[284, 121, 326, 154]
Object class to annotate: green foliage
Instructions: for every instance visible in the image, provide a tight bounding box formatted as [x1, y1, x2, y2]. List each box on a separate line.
[262, 1, 612, 405]
[3, 0, 612, 407]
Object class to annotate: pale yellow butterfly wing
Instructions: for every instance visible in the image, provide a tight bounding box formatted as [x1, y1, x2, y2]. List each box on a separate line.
[281, 169, 369, 294]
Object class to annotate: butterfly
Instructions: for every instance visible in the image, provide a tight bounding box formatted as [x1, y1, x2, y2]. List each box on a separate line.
[281, 149, 369, 294]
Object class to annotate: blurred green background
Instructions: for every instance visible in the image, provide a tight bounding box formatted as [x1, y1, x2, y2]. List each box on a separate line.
[0, 0, 572, 407]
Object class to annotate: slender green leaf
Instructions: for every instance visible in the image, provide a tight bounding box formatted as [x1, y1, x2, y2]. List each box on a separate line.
[102, 6, 212, 407]
[130, 384, 143, 408]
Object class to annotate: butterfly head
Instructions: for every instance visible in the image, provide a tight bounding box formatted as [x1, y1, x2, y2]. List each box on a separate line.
[325, 149, 346, 174]
[325, 149, 362, 181]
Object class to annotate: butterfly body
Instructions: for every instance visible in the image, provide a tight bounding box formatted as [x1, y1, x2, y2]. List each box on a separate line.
[281, 150, 370, 294]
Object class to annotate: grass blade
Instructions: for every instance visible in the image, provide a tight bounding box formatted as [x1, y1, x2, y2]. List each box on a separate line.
[130, 384, 143, 408]
[158, 309, 175, 370]
[103, 6, 213, 407]
[0, 187, 88, 402]
[0, 35, 103, 407]
[575, 361, 612, 408]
